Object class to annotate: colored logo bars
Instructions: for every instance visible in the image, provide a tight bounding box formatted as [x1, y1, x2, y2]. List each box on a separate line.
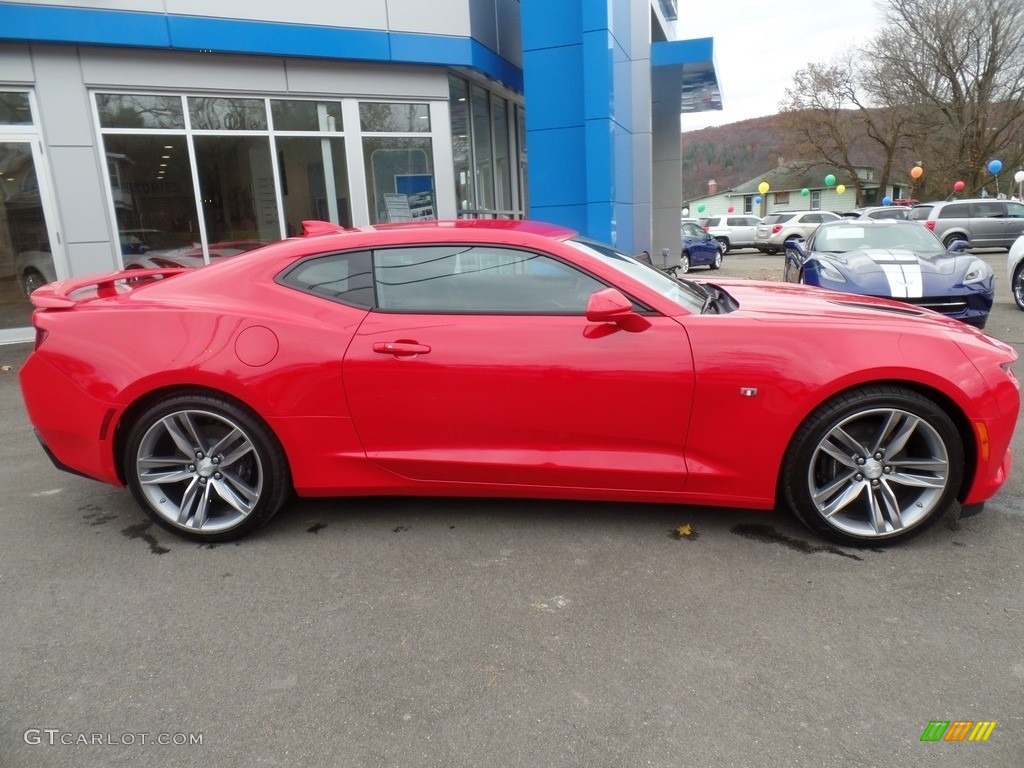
[921, 721, 997, 742]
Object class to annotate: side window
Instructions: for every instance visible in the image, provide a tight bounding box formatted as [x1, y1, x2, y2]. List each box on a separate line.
[373, 245, 604, 314]
[940, 204, 969, 218]
[971, 201, 1004, 218]
[1007, 202, 1024, 219]
[278, 250, 374, 308]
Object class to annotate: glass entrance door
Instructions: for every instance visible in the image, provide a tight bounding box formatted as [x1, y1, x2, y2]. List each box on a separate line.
[0, 139, 60, 341]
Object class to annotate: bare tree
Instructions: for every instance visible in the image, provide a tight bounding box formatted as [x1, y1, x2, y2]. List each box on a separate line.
[867, 0, 1024, 196]
[781, 48, 913, 204]
[779, 0, 1024, 200]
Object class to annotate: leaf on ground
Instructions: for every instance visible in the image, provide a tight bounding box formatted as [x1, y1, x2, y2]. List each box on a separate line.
[672, 523, 698, 540]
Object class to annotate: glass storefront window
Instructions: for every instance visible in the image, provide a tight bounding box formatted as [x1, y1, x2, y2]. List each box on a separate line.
[276, 136, 351, 236]
[188, 97, 267, 131]
[0, 93, 32, 125]
[193, 135, 280, 245]
[492, 94, 511, 212]
[100, 134, 200, 261]
[96, 93, 185, 129]
[359, 103, 430, 132]
[271, 100, 343, 132]
[471, 85, 494, 210]
[363, 137, 434, 224]
[449, 77, 473, 212]
[0, 142, 54, 328]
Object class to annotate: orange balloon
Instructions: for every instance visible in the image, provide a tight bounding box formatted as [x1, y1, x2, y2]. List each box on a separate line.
[910, 166, 923, 179]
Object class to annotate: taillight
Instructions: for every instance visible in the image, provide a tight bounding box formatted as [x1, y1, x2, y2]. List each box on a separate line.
[34, 327, 48, 351]
[702, 226, 710, 231]
[925, 221, 935, 230]
[772, 224, 783, 234]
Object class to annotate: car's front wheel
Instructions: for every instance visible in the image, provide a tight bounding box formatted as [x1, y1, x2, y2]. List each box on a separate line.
[710, 249, 723, 269]
[1013, 263, 1024, 311]
[781, 386, 963, 546]
[124, 393, 291, 542]
[679, 252, 691, 274]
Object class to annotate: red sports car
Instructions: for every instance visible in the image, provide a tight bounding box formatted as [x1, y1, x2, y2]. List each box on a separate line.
[18, 220, 1020, 546]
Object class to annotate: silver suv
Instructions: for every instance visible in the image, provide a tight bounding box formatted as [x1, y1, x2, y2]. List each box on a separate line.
[697, 214, 761, 253]
[907, 199, 1024, 249]
[754, 211, 841, 254]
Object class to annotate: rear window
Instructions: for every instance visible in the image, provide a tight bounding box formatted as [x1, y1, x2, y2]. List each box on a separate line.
[702, 217, 721, 226]
[907, 206, 933, 221]
[762, 213, 795, 224]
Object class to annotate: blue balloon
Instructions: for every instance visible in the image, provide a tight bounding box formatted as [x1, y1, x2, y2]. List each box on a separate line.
[754, 195, 762, 204]
[988, 159, 1003, 174]
[882, 196, 892, 206]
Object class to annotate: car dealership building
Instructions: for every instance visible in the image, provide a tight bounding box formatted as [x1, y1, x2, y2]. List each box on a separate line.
[0, 0, 720, 342]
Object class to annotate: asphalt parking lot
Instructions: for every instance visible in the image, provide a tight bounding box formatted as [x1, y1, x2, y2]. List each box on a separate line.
[1, 250, 1022, 767]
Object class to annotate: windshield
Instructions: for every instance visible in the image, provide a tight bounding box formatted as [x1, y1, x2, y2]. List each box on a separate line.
[812, 224, 945, 255]
[567, 237, 706, 313]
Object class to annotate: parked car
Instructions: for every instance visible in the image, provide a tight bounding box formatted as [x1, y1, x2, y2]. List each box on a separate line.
[697, 215, 762, 253]
[1006, 233, 1024, 310]
[19, 219, 1018, 547]
[754, 211, 841, 254]
[679, 221, 723, 272]
[13, 249, 57, 296]
[907, 198, 1024, 249]
[841, 206, 911, 221]
[783, 219, 994, 328]
[124, 240, 268, 270]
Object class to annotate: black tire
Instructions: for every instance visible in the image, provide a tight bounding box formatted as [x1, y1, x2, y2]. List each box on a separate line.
[943, 234, 968, 249]
[710, 249, 723, 270]
[781, 386, 963, 546]
[715, 237, 730, 254]
[1013, 263, 1024, 311]
[21, 268, 47, 297]
[679, 252, 691, 274]
[124, 393, 291, 542]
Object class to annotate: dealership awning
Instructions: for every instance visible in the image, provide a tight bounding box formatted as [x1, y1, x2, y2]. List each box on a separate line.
[651, 37, 721, 116]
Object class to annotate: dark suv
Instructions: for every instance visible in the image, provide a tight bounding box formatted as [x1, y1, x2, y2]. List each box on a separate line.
[908, 199, 1024, 249]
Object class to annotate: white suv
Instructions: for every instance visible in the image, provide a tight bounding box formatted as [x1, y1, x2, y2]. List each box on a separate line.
[698, 215, 761, 253]
[755, 211, 841, 254]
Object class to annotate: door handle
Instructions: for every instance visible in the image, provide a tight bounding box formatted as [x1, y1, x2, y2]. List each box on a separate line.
[373, 341, 431, 357]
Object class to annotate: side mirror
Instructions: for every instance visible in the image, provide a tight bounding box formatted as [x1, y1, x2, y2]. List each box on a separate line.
[586, 288, 651, 332]
[947, 240, 970, 252]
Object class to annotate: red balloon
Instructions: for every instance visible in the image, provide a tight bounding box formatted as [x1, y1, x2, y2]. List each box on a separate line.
[727, 205, 734, 213]
[953, 180, 965, 192]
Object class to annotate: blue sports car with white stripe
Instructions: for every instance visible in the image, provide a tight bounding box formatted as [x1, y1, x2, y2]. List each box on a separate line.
[783, 219, 994, 328]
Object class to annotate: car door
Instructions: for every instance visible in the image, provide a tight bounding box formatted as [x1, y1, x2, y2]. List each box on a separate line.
[681, 222, 717, 264]
[730, 216, 759, 246]
[342, 243, 694, 491]
[1002, 201, 1024, 247]
[968, 201, 1005, 247]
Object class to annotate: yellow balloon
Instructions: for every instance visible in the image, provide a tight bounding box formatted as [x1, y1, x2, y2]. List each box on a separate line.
[757, 181, 770, 195]
[836, 184, 846, 194]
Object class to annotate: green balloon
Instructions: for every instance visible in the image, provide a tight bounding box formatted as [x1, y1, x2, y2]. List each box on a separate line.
[801, 187, 810, 196]
[697, 203, 706, 213]
[824, 174, 836, 187]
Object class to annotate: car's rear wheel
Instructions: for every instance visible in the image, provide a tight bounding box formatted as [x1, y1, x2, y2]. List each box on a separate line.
[943, 234, 968, 249]
[715, 237, 730, 254]
[781, 386, 963, 546]
[124, 393, 291, 542]
[1012, 263, 1024, 311]
[679, 252, 691, 274]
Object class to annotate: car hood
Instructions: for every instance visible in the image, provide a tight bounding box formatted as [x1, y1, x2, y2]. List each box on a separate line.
[815, 247, 965, 276]
[703, 278, 969, 327]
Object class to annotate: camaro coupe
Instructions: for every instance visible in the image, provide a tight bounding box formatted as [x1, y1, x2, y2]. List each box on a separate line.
[18, 220, 1019, 546]
[783, 219, 994, 328]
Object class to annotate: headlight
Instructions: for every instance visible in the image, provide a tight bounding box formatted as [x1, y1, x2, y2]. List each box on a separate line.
[815, 260, 847, 283]
[963, 259, 993, 285]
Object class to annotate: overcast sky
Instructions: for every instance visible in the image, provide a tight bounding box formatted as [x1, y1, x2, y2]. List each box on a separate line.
[677, 0, 886, 131]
